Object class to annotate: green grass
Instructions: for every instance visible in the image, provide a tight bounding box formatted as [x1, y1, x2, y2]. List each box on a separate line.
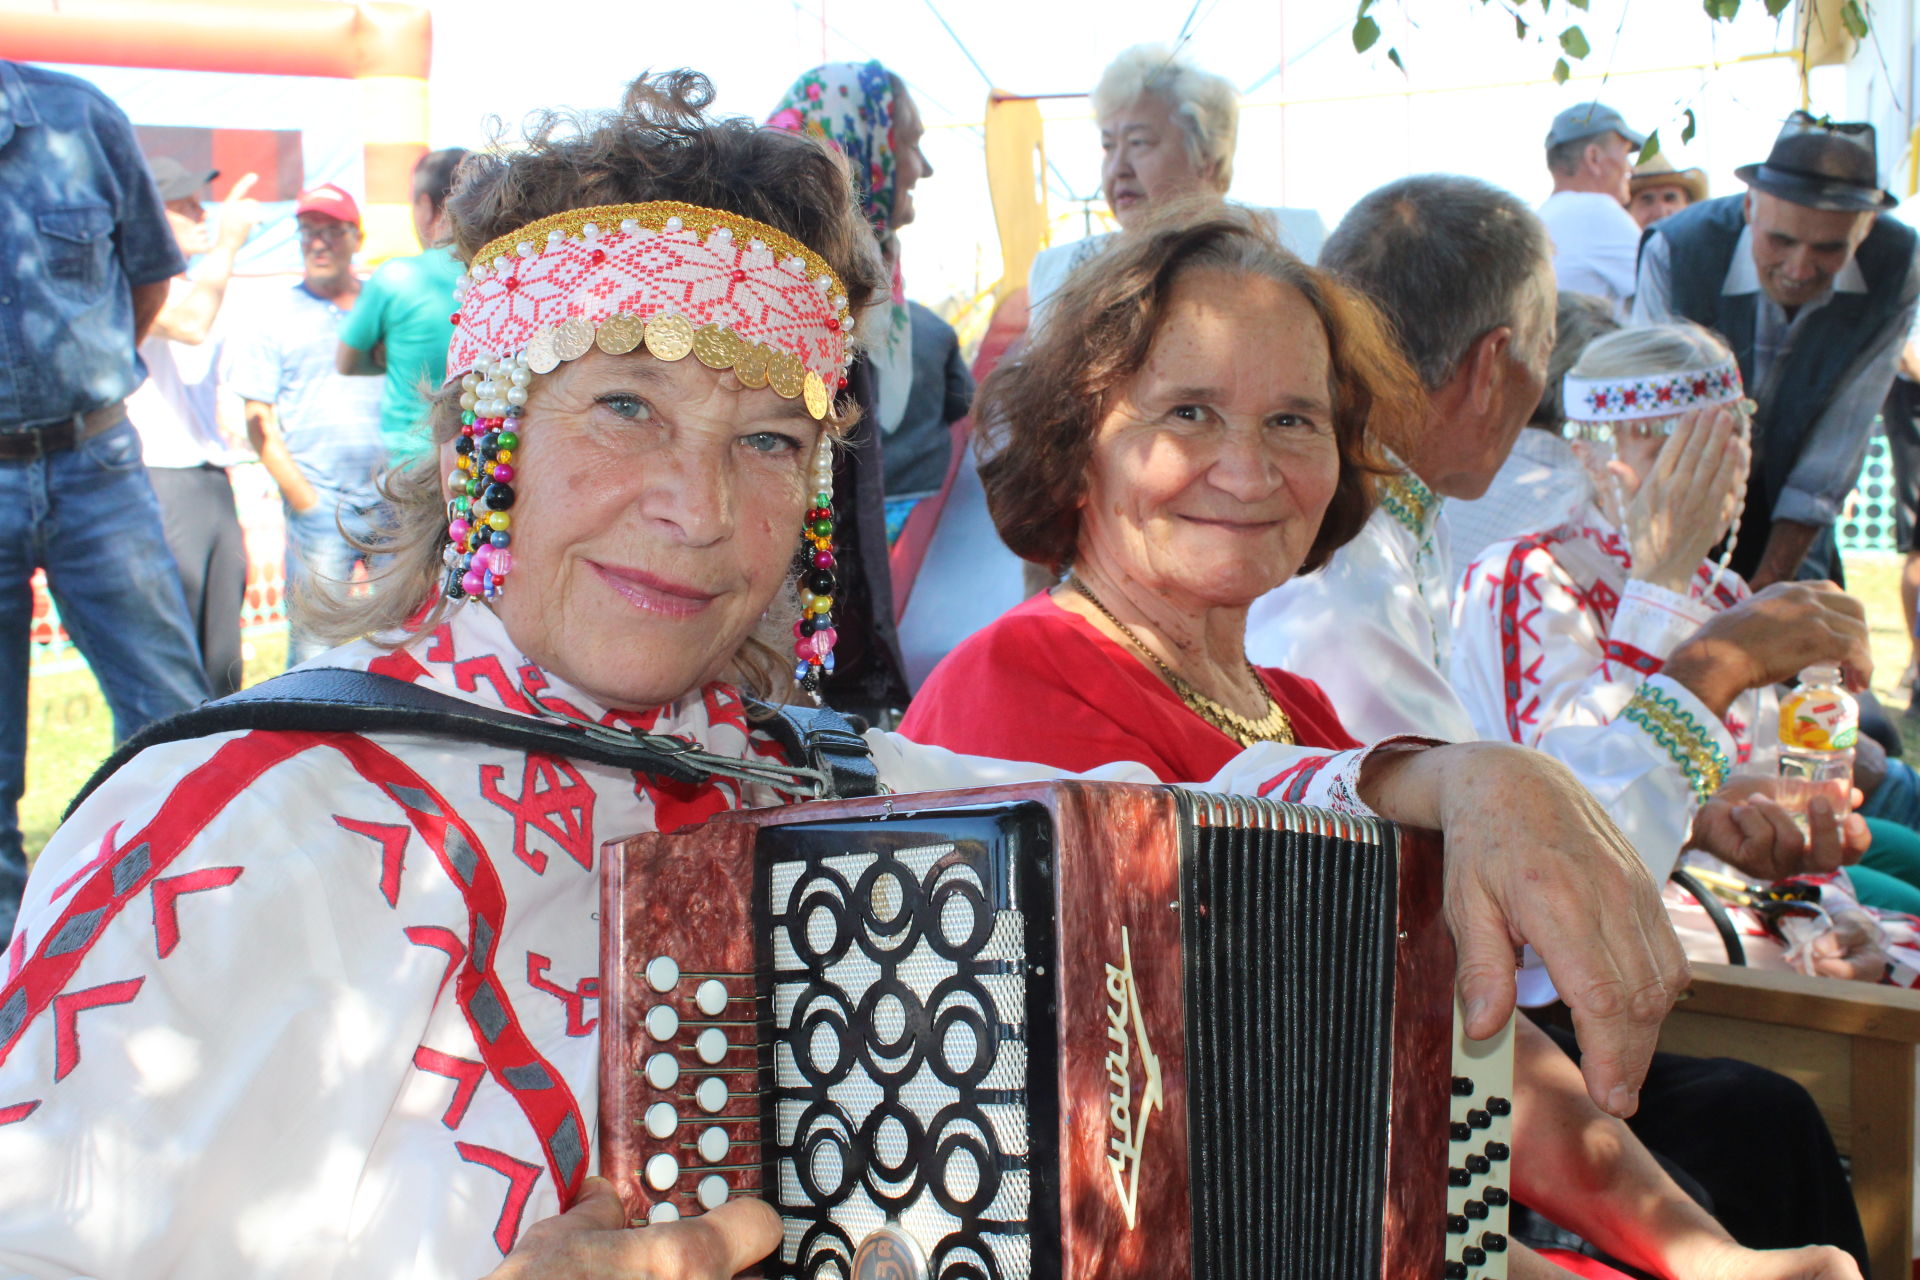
[21, 629, 288, 865]
[17, 553, 1920, 864]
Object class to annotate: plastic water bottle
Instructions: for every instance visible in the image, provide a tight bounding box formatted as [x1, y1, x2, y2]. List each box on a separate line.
[1776, 663, 1858, 833]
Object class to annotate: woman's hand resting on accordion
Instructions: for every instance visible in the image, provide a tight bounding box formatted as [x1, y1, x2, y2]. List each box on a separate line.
[1356, 741, 1689, 1119]
[484, 1178, 780, 1279]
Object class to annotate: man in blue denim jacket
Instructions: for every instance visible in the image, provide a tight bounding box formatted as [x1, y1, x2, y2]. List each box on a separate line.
[0, 61, 211, 941]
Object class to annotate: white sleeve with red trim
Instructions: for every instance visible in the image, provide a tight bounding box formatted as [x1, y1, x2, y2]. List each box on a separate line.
[1451, 538, 1717, 747]
[867, 732, 1416, 817]
[0, 735, 491, 1279]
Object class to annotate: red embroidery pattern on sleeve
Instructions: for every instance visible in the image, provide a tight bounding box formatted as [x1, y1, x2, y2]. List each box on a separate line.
[150, 866, 244, 958]
[414, 1046, 486, 1129]
[405, 926, 469, 999]
[456, 1141, 545, 1254]
[1495, 535, 1556, 741]
[332, 737, 590, 1208]
[49, 822, 123, 902]
[333, 817, 412, 908]
[1601, 639, 1663, 679]
[0, 1099, 40, 1125]
[479, 756, 597, 875]
[1259, 755, 1335, 801]
[526, 952, 600, 1037]
[53, 978, 144, 1080]
[0, 731, 315, 1071]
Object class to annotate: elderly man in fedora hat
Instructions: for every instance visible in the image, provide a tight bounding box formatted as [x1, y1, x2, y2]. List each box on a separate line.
[1629, 157, 1708, 230]
[1635, 110, 1920, 589]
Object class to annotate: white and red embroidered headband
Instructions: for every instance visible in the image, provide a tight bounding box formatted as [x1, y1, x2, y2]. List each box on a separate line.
[1563, 359, 1745, 426]
[447, 200, 855, 420]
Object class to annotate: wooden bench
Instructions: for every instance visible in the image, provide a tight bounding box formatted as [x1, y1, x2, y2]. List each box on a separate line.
[1658, 963, 1920, 1279]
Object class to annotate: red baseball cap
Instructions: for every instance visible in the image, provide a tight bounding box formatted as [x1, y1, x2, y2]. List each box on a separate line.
[294, 184, 361, 226]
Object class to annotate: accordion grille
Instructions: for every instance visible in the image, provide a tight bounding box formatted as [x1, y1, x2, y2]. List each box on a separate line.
[759, 813, 1050, 1279]
[1175, 792, 1397, 1279]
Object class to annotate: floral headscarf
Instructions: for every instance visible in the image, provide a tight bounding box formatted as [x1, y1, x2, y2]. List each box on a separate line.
[769, 61, 913, 433]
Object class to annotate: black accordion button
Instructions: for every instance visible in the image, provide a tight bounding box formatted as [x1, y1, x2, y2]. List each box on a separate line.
[1482, 1232, 1508, 1252]
[1450, 1121, 1472, 1142]
[1451, 1076, 1475, 1096]
[1448, 1167, 1472, 1187]
[1466, 1155, 1491, 1175]
[1463, 1246, 1487, 1266]
[1445, 1264, 1468, 1279]
[1446, 1214, 1468, 1234]
[1488, 1096, 1512, 1116]
[1467, 1109, 1491, 1129]
[1464, 1199, 1489, 1220]
[1484, 1186, 1510, 1207]
[1486, 1141, 1510, 1161]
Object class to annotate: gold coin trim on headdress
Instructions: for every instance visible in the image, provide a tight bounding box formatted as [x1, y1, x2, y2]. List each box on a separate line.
[803, 371, 830, 420]
[525, 328, 560, 375]
[552, 316, 595, 363]
[594, 312, 644, 355]
[643, 314, 696, 363]
[691, 323, 745, 371]
[767, 349, 806, 400]
[733, 342, 771, 389]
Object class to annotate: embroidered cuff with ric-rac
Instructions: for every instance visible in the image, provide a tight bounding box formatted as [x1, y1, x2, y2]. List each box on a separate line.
[1621, 683, 1729, 803]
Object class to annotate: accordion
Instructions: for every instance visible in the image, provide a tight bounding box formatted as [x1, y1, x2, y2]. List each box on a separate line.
[600, 781, 1514, 1279]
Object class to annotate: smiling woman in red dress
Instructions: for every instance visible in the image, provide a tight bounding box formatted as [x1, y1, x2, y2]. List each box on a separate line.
[900, 211, 1860, 1280]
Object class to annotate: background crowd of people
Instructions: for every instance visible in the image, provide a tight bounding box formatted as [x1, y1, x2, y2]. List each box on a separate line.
[0, 29, 1917, 1280]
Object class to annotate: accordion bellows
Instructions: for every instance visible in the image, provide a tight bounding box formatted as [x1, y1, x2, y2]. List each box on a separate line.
[601, 781, 1512, 1279]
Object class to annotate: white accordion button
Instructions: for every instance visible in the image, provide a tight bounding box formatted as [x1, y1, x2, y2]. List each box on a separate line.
[697, 1174, 729, 1210]
[695, 1076, 727, 1113]
[697, 1125, 729, 1163]
[644, 1101, 679, 1140]
[694, 978, 728, 1016]
[644, 1152, 679, 1191]
[644, 1053, 680, 1090]
[695, 1027, 729, 1065]
[644, 1004, 680, 1042]
[644, 956, 679, 992]
[647, 1201, 681, 1225]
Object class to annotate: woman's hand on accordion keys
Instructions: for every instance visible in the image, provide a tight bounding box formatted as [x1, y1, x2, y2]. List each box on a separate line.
[1358, 741, 1689, 1119]
[484, 1176, 779, 1279]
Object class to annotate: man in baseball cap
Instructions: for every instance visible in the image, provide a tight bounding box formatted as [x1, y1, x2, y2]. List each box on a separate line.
[1537, 101, 1648, 315]
[1636, 111, 1919, 588]
[225, 180, 387, 665]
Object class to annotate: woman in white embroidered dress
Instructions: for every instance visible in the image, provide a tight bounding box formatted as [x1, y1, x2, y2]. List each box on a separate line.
[1450, 324, 1920, 982]
[0, 76, 1685, 1280]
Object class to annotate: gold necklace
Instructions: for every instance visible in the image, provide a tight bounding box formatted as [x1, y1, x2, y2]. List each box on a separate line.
[1068, 576, 1296, 748]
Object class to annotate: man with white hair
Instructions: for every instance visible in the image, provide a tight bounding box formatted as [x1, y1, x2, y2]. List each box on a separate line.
[1635, 111, 1920, 588]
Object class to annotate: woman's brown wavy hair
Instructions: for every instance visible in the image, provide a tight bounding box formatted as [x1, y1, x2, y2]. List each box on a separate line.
[978, 205, 1425, 576]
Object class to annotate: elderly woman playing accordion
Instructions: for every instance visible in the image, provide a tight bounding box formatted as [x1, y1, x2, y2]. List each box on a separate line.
[0, 78, 1685, 1279]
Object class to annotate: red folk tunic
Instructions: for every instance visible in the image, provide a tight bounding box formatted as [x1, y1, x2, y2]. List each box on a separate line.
[900, 593, 1362, 785]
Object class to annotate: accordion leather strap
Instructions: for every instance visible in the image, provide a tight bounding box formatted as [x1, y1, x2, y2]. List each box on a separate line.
[65, 667, 878, 819]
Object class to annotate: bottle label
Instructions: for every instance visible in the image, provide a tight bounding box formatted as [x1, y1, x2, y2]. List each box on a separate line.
[1779, 689, 1859, 751]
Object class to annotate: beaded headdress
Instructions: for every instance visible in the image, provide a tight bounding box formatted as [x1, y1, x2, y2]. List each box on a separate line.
[440, 200, 856, 692]
[1562, 359, 1745, 429]
[1562, 355, 1751, 595]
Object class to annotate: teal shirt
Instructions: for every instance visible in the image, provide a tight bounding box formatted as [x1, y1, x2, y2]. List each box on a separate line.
[338, 245, 464, 460]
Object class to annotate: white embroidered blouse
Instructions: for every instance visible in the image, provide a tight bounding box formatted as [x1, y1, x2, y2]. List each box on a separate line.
[0, 603, 1394, 1279]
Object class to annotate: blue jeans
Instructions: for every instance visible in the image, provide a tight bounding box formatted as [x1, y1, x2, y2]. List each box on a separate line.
[282, 492, 388, 667]
[0, 420, 211, 940]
